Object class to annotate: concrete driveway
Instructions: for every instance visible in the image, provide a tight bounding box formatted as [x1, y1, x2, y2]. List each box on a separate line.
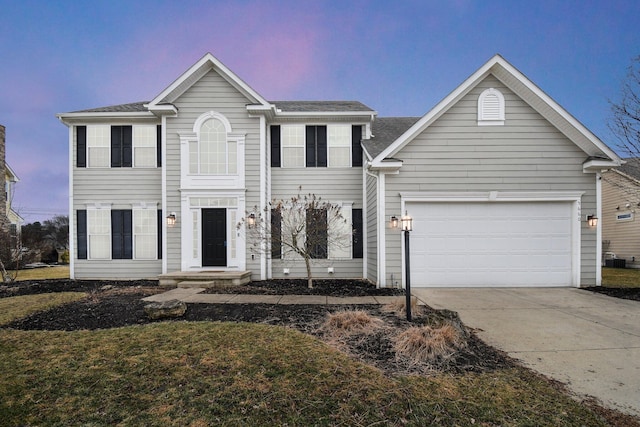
[412, 287, 640, 416]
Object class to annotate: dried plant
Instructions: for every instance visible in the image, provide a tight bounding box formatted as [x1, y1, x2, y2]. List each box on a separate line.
[394, 324, 466, 365]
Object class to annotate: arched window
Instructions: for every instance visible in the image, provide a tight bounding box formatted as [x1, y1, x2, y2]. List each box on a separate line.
[189, 112, 237, 175]
[478, 88, 505, 126]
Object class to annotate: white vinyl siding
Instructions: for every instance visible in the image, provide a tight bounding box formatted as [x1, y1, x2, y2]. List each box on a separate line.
[87, 125, 110, 167]
[133, 125, 157, 168]
[88, 209, 110, 259]
[328, 125, 351, 167]
[281, 125, 305, 168]
[134, 209, 157, 259]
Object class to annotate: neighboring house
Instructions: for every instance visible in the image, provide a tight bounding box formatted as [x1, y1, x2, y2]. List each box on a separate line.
[0, 125, 23, 237]
[57, 53, 621, 287]
[601, 158, 640, 267]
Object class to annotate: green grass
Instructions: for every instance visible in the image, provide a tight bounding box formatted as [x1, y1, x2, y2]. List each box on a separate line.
[0, 292, 86, 326]
[8, 265, 70, 281]
[0, 306, 614, 426]
[602, 267, 640, 288]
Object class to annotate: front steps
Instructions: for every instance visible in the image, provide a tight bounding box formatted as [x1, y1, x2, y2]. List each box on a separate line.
[158, 271, 252, 288]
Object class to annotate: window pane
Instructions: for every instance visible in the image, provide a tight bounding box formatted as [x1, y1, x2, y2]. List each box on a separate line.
[282, 125, 305, 168]
[88, 209, 110, 259]
[87, 125, 110, 167]
[328, 125, 351, 167]
[133, 126, 157, 167]
[200, 118, 227, 174]
[134, 209, 156, 260]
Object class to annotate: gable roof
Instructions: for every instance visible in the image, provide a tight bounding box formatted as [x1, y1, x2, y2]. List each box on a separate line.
[146, 53, 272, 114]
[363, 117, 421, 159]
[370, 54, 622, 169]
[69, 101, 149, 114]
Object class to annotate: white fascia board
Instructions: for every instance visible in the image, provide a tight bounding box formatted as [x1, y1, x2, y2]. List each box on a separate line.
[145, 104, 178, 115]
[148, 52, 271, 109]
[5, 164, 20, 182]
[367, 159, 403, 172]
[362, 145, 374, 162]
[274, 111, 376, 119]
[57, 111, 157, 124]
[583, 158, 622, 173]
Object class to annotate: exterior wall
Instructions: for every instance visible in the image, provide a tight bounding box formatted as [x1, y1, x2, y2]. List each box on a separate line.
[384, 75, 598, 286]
[0, 125, 6, 229]
[365, 171, 378, 284]
[71, 119, 163, 279]
[164, 69, 262, 277]
[601, 171, 640, 266]
[270, 166, 363, 279]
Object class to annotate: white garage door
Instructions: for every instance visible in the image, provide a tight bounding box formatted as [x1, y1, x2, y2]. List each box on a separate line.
[407, 202, 574, 287]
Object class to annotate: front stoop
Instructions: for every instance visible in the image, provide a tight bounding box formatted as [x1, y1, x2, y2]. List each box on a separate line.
[158, 271, 252, 288]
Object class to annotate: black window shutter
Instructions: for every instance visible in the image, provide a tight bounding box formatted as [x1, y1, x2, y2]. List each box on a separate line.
[157, 209, 163, 259]
[316, 126, 327, 167]
[352, 125, 363, 167]
[156, 125, 162, 167]
[270, 125, 281, 167]
[352, 208, 363, 259]
[77, 126, 86, 168]
[271, 208, 282, 259]
[305, 126, 316, 167]
[111, 126, 122, 167]
[77, 210, 87, 259]
[111, 210, 132, 259]
[306, 208, 327, 259]
[122, 126, 132, 167]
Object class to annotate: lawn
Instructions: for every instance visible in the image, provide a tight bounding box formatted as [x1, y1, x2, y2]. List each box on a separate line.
[8, 265, 70, 281]
[601, 267, 640, 288]
[0, 294, 626, 426]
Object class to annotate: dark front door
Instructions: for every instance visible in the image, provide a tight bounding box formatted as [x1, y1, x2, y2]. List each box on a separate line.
[202, 208, 227, 267]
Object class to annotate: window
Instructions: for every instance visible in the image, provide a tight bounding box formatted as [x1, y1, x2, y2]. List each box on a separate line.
[88, 209, 111, 259]
[352, 208, 363, 259]
[281, 125, 305, 168]
[87, 125, 110, 167]
[328, 205, 351, 259]
[77, 208, 160, 260]
[134, 209, 157, 259]
[306, 208, 328, 259]
[77, 125, 160, 168]
[271, 124, 362, 168]
[478, 88, 505, 125]
[133, 126, 157, 168]
[328, 125, 351, 167]
[190, 118, 235, 174]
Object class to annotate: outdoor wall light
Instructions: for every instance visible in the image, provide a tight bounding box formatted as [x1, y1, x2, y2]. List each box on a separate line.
[587, 215, 598, 227]
[166, 212, 177, 227]
[247, 213, 256, 228]
[390, 215, 399, 229]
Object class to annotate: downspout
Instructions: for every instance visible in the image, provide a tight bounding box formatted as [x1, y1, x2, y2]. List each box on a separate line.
[161, 115, 168, 274]
[596, 172, 602, 286]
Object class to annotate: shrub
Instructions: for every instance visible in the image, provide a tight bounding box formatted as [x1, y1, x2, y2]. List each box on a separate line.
[382, 296, 423, 317]
[320, 310, 385, 337]
[394, 324, 466, 365]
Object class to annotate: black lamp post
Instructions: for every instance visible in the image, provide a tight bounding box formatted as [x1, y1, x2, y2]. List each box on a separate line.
[400, 211, 413, 321]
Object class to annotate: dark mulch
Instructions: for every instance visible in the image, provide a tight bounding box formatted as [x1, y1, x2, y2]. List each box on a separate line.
[2, 279, 513, 376]
[202, 278, 405, 296]
[583, 286, 640, 301]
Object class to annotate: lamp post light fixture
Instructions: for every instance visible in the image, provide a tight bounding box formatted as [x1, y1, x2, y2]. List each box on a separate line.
[166, 212, 177, 227]
[388, 211, 414, 321]
[247, 213, 257, 229]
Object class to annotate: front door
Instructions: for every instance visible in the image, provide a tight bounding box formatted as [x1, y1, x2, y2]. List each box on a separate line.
[202, 208, 227, 267]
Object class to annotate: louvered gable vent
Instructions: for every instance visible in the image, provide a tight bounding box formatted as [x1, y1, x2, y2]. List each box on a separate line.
[478, 88, 505, 125]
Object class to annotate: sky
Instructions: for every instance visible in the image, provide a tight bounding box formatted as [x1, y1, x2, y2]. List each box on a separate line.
[1, 0, 638, 223]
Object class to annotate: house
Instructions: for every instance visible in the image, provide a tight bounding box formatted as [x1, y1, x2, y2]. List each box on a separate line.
[0, 125, 23, 237]
[57, 53, 621, 287]
[601, 158, 640, 268]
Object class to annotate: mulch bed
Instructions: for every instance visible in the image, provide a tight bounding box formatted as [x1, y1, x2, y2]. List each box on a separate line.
[1, 279, 514, 376]
[582, 286, 640, 301]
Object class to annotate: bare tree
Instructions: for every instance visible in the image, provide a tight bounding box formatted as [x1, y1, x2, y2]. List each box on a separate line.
[609, 55, 640, 157]
[0, 225, 24, 282]
[240, 192, 352, 288]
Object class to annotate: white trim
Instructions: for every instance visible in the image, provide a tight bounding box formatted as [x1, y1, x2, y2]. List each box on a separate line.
[161, 116, 168, 273]
[596, 172, 602, 286]
[362, 166, 368, 280]
[68, 126, 75, 279]
[378, 172, 386, 286]
[259, 115, 267, 280]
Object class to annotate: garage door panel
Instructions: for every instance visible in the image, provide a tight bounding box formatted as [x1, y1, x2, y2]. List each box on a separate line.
[407, 202, 574, 287]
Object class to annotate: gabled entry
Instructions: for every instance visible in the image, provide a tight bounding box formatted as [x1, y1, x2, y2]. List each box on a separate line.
[202, 208, 227, 266]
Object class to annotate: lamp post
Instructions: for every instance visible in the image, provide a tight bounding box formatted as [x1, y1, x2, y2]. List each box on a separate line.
[400, 211, 413, 321]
